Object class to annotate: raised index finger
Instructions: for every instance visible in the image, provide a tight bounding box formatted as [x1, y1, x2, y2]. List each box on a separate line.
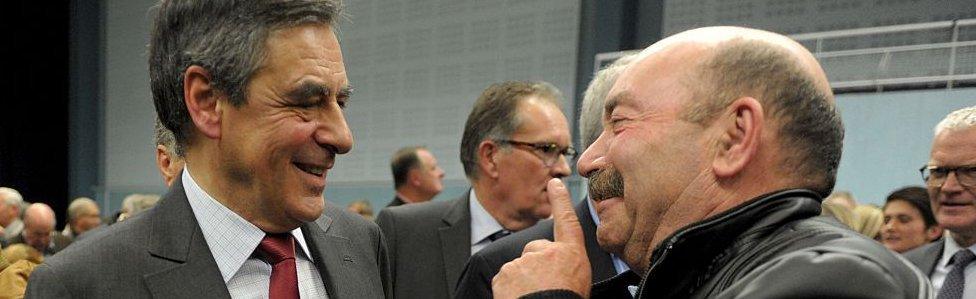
[548, 178, 584, 245]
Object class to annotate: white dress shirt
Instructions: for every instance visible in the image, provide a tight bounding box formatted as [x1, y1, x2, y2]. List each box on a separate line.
[931, 232, 976, 298]
[182, 169, 328, 298]
[469, 190, 506, 255]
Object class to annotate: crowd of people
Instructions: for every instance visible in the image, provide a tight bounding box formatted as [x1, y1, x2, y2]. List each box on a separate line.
[0, 0, 971, 298]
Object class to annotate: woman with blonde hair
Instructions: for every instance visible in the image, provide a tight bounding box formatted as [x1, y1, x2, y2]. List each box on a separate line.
[853, 204, 885, 240]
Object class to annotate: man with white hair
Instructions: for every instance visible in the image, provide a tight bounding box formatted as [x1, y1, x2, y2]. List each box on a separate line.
[0, 187, 25, 244]
[906, 106, 976, 299]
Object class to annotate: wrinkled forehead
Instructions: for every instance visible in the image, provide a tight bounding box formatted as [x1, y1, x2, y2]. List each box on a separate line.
[604, 44, 706, 116]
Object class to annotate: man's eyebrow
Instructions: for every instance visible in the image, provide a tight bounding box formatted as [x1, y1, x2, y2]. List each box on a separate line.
[287, 81, 330, 100]
[604, 92, 629, 116]
[338, 85, 354, 97]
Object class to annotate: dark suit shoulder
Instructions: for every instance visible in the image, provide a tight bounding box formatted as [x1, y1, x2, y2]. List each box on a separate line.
[26, 208, 158, 298]
[325, 204, 383, 237]
[902, 239, 943, 275]
[476, 219, 554, 266]
[379, 197, 459, 219]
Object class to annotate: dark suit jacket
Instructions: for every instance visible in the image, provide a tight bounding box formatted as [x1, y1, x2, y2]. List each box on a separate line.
[387, 196, 406, 208]
[903, 238, 945, 276]
[376, 192, 471, 299]
[8, 233, 72, 256]
[453, 199, 618, 298]
[25, 176, 391, 298]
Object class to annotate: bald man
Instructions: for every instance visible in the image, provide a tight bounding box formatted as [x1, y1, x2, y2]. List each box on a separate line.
[492, 26, 932, 298]
[11, 203, 71, 257]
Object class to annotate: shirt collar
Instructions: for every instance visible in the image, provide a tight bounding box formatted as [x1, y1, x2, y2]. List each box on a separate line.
[469, 189, 505, 245]
[182, 168, 314, 283]
[941, 231, 976, 267]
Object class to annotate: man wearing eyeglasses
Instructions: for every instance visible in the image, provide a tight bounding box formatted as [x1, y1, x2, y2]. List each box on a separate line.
[906, 106, 976, 299]
[376, 81, 573, 299]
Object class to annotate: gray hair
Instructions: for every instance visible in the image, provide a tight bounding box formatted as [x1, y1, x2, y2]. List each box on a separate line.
[579, 55, 637, 150]
[154, 118, 180, 157]
[0, 187, 24, 207]
[934, 106, 976, 136]
[460, 81, 563, 180]
[67, 197, 99, 222]
[149, 0, 343, 153]
[685, 39, 844, 198]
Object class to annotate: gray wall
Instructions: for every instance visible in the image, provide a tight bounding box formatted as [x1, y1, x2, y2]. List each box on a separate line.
[90, 0, 976, 214]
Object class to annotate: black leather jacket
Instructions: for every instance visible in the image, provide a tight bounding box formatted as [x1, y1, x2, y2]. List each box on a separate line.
[625, 189, 932, 299]
[524, 190, 932, 299]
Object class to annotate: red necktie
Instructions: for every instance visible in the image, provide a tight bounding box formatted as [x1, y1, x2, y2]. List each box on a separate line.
[258, 233, 299, 299]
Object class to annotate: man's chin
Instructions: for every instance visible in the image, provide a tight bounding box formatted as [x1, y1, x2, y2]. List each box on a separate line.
[596, 227, 628, 256]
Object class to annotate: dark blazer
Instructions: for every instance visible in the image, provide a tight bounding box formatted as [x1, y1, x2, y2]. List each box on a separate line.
[387, 195, 406, 208]
[903, 238, 945, 276]
[453, 199, 618, 298]
[25, 176, 391, 298]
[8, 233, 72, 256]
[376, 192, 471, 299]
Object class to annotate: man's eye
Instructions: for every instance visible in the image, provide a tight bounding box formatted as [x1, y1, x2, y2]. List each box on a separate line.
[541, 145, 560, 154]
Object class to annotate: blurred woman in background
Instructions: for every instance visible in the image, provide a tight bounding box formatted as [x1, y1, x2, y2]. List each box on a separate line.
[881, 186, 941, 253]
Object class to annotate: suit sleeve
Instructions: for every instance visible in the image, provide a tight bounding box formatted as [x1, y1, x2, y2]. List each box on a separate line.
[375, 208, 397, 293]
[453, 252, 494, 299]
[24, 263, 72, 298]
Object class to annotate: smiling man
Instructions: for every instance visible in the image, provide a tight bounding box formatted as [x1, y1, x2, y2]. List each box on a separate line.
[26, 1, 390, 298]
[492, 26, 930, 299]
[906, 106, 976, 299]
[376, 81, 573, 299]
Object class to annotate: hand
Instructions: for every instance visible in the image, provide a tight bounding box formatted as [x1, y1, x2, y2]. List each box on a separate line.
[492, 178, 591, 299]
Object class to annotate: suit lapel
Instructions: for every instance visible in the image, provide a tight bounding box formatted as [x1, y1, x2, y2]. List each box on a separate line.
[921, 239, 945, 275]
[577, 199, 617, 281]
[142, 177, 230, 298]
[439, 193, 472, 294]
[303, 204, 372, 299]
[303, 212, 341, 297]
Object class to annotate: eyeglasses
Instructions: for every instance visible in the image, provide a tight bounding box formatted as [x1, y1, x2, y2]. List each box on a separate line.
[919, 164, 976, 188]
[496, 139, 576, 167]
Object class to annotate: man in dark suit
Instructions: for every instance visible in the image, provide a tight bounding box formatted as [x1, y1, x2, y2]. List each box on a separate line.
[905, 105, 976, 299]
[26, 1, 390, 298]
[387, 146, 445, 207]
[376, 81, 574, 299]
[454, 54, 639, 298]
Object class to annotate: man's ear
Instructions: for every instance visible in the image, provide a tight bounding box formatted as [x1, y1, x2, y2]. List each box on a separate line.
[713, 97, 763, 178]
[926, 225, 943, 241]
[477, 140, 501, 179]
[183, 65, 222, 140]
[408, 168, 423, 187]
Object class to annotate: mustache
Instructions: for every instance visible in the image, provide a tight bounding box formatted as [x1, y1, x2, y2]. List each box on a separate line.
[588, 166, 624, 201]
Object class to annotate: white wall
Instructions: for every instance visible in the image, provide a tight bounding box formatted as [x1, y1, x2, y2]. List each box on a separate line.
[834, 88, 976, 205]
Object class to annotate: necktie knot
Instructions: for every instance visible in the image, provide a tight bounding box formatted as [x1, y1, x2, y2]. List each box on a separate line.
[937, 249, 976, 299]
[259, 233, 296, 265]
[950, 249, 976, 267]
[488, 229, 511, 242]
